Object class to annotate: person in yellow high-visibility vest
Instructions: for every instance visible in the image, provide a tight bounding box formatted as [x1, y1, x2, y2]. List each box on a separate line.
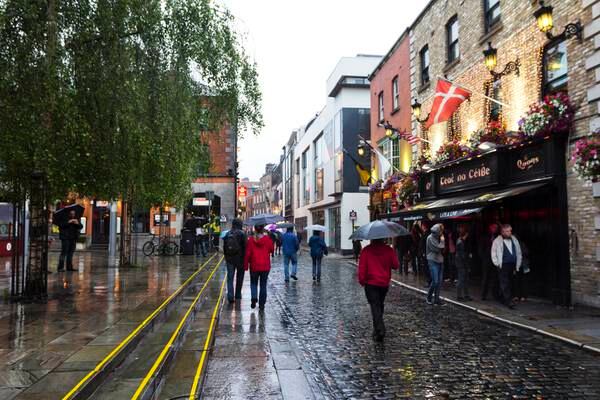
[210, 214, 221, 250]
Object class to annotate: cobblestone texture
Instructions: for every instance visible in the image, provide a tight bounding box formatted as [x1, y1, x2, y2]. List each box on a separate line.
[265, 253, 600, 400]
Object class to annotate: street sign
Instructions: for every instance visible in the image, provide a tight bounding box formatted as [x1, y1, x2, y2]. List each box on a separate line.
[220, 215, 227, 223]
[238, 186, 248, 198]
[349, 210, 357, 221]
[193, 197, 210, 206]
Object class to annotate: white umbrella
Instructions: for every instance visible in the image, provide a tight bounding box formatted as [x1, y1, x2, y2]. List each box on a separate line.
[306, 224, 327, 232]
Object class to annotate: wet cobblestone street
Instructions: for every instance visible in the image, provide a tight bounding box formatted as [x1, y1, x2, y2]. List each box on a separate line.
[247, 253, 600, 400]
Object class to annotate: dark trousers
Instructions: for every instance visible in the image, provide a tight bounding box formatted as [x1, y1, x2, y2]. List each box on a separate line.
[250, 271, 269, 307]
[499, 263, 515, 305]
[364, 284, 389, 337]
[311, 256, 322, 278]
[195, 237, 207, 256]
[481, 260, 498, 300]
[513, 269, 528, 299]
[58, 239, 76, 270]
[227, 263, 245, 301]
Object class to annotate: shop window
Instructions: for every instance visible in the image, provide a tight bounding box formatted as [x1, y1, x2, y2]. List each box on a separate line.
[484, 0, 501, 33]
[543, 40, 568, 95]
[312, 210, 325, 226]
[379, 138, 399, 177]
[447, 16, 460, 63]
[378, 92, 384, 122]
[420, 45, 430, 86]
[392, 76, 400, 111]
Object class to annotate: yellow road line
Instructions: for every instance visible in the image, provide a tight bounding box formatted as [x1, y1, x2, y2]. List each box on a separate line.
[189, 275, 227, 400]
[62, 254, 217, 400]
[131, 256, 225, 400]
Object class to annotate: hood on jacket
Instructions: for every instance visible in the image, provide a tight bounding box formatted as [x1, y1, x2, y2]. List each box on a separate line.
[430, 224, 442, 236]
[252, 234, 271, 247]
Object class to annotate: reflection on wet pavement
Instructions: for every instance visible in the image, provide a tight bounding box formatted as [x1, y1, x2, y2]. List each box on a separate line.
[0, 251, 208, 399]
[203, 252, 600, 400]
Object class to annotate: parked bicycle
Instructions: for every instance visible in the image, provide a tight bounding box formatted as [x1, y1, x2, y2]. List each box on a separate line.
[142, 234, 179, 256]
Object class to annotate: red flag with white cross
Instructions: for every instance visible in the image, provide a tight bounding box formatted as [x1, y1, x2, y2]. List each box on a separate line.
[425, 79, 471, 129]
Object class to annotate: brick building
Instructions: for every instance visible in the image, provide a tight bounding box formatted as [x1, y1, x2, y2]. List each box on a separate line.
[375, 0, 598, 306]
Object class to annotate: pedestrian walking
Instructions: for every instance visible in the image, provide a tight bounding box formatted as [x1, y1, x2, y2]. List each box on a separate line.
[308, 231, 328, 282]
[409, 224, 421, 274]
[357, 238, 399, 342]
[418, 223, 431, 287]
[455, 225, 473, 301]
[282, 227, 300, 282]
[394, 234, 410, 275]
[195, 225, 208, 257]
[57, 210, 83, 272]
[275, 230, 283, 255]
[244, 224, 274, 310]
[352, 239, 362, 262]
[223, 219, 247, 304]
[491, 224, 522, 309]
[426, 223, 445, 305]
[480, 223, 500, 301]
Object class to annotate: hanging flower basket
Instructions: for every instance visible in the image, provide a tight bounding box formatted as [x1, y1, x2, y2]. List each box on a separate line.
[434, 141, 472, 165]
[368, 179, 383, 193]
[396, 176, 417, 204]
[468, 121, 509, 148]
[572, 133, 600, 183]
[518, 93, 574, 139]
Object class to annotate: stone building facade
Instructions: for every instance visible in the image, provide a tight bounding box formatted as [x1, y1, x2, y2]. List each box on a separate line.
[404, 0, 597, 306]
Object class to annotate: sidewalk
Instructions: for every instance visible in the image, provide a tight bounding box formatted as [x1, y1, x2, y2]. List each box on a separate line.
[349, 260, 600, 355]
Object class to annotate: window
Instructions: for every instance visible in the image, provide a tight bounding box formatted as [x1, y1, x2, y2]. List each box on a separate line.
[378, 92, 384, 122]
[420, 45, 430, 86]
[334, 152, 343, 193]
[543, 40, 568, 95]
[314, 168, 324, 202]
[447, 16, 460, 63]
[312, 210, 325, 227]
[484, 0, 501, 32]
[301, 150, 309, 205]
[379, 138, 399, 178]
[392, 76, 399, 111]
[489, 80, 502, 122]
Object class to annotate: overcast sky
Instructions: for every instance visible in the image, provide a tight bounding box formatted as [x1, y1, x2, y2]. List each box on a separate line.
[221, 0, 428, 180]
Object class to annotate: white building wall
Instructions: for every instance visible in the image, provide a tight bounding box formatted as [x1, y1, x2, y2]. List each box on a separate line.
[340, 193, 371, 250]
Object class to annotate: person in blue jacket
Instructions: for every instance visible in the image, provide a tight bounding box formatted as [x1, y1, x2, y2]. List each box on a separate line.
[281, 227, 300, 283]
[308, 231, 328, 282]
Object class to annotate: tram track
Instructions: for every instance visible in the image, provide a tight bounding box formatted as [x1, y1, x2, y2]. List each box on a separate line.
[61, 254, 220, 400]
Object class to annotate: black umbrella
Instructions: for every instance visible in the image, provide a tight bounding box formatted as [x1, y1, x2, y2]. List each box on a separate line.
[277, 222, 295, 229]
[349, 220, 410, 241]
[245, 213, 285, 226]
[53, 204, 85, 227]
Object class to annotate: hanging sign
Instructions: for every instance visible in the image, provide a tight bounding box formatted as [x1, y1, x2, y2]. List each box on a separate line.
[238, 186, 248, 198]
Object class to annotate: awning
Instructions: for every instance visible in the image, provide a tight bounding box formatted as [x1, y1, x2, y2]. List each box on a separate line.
[387, 182, 547, 221]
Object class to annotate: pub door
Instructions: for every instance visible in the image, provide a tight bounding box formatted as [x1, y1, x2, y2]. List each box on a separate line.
[92, 204, 110, 245]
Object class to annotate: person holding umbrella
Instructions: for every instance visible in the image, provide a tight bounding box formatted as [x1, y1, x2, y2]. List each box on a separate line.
[352, 220, 405, 342]
[308, 230, 328, 282]
[57, 209, 83, 272]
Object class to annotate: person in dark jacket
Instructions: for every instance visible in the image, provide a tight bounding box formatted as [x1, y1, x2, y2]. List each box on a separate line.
[223, 219, 247, 303]
[308, 231, 327, 282]
[282, 227, 300, 282]
[244, 225, 274, 310]
[358, 238, 400, 342]
[352, 240, 362, 262]
[455, 225, 473, 301]
[57, 210, 83, 272]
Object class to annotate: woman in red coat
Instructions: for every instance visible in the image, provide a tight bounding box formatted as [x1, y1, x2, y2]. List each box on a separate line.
[244, 225, 274, 310]
[358, 238, 400, 342]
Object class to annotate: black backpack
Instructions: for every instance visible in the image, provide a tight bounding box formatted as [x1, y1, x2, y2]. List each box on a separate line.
[224, 231, 242, 257]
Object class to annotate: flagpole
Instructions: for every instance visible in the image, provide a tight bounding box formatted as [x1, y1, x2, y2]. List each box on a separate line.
[437, 76, 513, 109]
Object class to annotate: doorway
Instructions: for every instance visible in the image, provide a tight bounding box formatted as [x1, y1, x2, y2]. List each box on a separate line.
[92, 203, 110, 244]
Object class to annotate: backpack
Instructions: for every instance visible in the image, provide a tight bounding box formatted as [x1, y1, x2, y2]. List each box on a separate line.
[223, 231, 242, 257]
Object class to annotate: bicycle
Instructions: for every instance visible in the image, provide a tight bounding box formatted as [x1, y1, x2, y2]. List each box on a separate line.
[142, 234, 179, 256]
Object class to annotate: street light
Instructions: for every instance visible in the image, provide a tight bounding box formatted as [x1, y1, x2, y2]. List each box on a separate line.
[357, 143, 366, 157]
[482, 42, 520, 80]
[533, 1, 582, 41]
[411, 100, 422, 119]
[383, 121, 395, 138]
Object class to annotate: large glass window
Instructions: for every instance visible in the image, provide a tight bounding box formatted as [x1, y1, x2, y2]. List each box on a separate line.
[379, 138, 399, 177]
[302, 150, 309, 205]
[447, 16, 460, 63]
[334, 152, 343, 193]
[484, 0, 501, 32]
[489, 79, 503, 122]
[378, 92, 384, 122]
[392, 76, 399, 111]
[543, 40, 568, 95]
[312, 210, 325, 226]
[420, 45, 430, 86]
[314, 168, 324, 202]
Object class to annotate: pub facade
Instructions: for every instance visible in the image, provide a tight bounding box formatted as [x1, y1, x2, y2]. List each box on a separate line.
[371, 0, 599, 306]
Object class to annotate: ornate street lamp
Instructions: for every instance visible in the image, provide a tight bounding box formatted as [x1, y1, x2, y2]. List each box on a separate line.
[383, 121, 395, 138]
[411, 100, 422, 119]
[483, 42, 520, 81]
[533, 1, 582, 41]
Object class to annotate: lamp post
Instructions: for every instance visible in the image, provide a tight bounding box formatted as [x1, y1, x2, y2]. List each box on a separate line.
[533, 1, 582, 42]
[482, 41, 520, 81]
[411, 99, 430, 124]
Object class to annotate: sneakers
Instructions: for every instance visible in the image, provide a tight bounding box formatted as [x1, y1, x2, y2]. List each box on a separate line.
[426, 298, 433, 305]
[291, 275, 298, 280]
[251, 299, 257, 309]
[313, 276, 316, 281]
[434, 300, 445, 306]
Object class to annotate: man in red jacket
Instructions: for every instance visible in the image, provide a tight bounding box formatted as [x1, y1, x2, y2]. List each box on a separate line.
[358, 238, 400, 342]
[244, 225, 274, 310]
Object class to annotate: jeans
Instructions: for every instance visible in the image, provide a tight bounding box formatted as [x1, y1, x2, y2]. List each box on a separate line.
[283, 253, 298, 280]
[58, 239, 76, 270]
[250, 271, 269, 307]
[311, 256, 322, 279]
[499, 263, 515, 305]
[195, 237, 207, 256]
[364, 284, 389, 337]
[226, 263, 245, 301]
[426, 260, 443, 303]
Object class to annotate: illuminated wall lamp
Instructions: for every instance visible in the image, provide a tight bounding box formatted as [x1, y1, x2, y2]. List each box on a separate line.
[482, 42, 520, 81]
[533, 1, 582, 42]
